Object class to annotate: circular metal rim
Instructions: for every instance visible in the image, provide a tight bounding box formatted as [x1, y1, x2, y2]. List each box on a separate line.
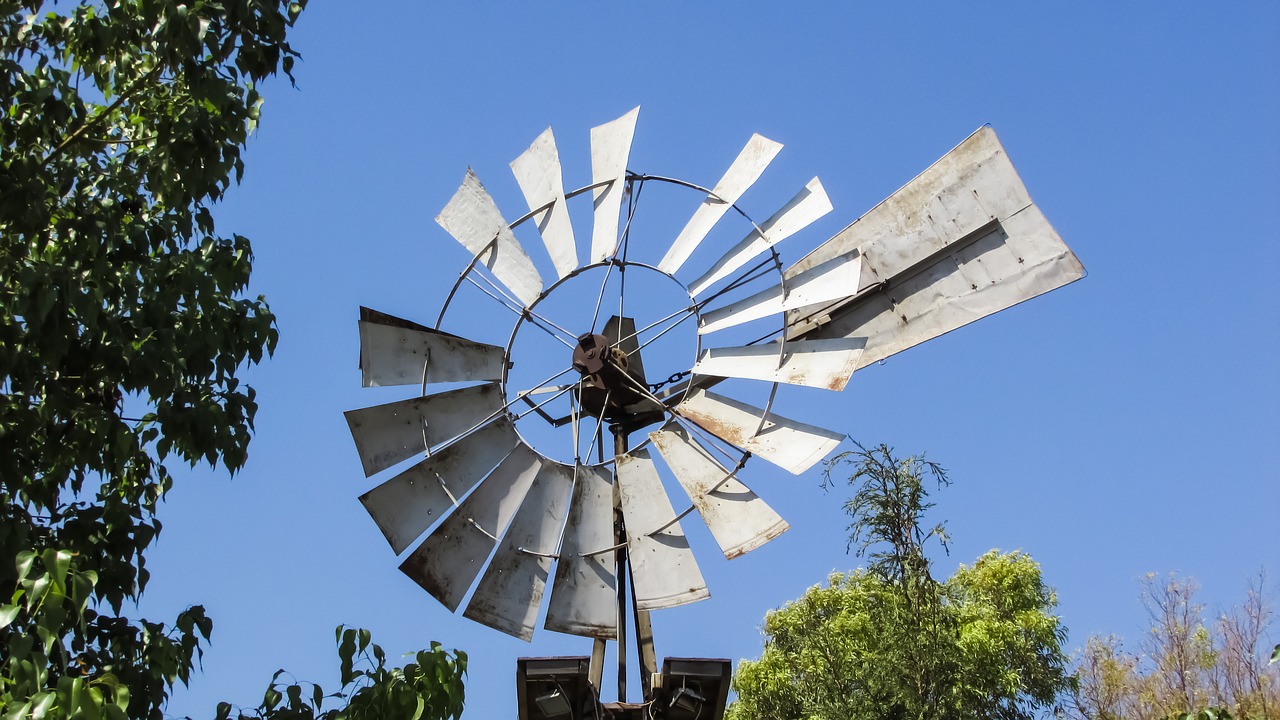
[430, 173, 791, 474]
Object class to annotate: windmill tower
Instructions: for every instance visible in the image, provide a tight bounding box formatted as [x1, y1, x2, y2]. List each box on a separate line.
[345, 109, 1082, 719]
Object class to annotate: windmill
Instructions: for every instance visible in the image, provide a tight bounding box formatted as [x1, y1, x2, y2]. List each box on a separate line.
[345, 108, 1083, 719]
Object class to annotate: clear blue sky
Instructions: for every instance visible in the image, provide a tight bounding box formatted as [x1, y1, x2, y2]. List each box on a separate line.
[136, 4, 1279, 717]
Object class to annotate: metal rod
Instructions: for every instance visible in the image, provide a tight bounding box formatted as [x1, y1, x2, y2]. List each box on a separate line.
[466, 276, 575, 349]
[612, 423, 657, 703]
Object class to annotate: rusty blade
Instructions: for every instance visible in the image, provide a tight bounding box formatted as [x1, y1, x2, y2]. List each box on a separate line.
[462, 461, 576, 641]
[649, 423, 788, 559]
[678, 389, 844, 475]
[698, 251, 862, 335]
[616, 449, 710, 611]
[511, 127, 578, 280]
[359, 419, 519, 554]
[398, 444, 544, 613]
[359, 312, 505, 388]
[344, 382, 502, 477]
[544, 465, 617, 638]
[436, 169, 544, 307]
[687, 177, 832, 297]
[691, 338, 866, 391]
[658, 134, 783, 275]
[590, 107, 639, 263]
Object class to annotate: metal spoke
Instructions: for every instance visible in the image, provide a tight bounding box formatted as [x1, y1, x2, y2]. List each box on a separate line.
[466, 276, 575, 349]
[429, 365, 577, 458]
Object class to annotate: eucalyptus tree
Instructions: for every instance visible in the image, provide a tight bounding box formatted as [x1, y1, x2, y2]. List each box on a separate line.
[0, 2, 465, 718]
[728, 444, 1071, 720]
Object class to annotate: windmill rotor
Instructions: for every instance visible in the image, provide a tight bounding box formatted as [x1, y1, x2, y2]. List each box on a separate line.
[344, 108, 1083, 714]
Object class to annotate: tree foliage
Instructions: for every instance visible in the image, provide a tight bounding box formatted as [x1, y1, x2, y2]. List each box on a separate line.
[1066, 573, 1279, 720]
[0, 2, 467, 718]
[727, 443, 1071, 720]
[218, 627, 466, 720]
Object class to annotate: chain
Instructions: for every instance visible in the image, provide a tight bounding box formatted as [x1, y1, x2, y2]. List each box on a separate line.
[648, 370, 690, 393]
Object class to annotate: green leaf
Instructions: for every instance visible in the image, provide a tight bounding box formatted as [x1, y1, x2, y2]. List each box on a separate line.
[0, 604, 19, 629]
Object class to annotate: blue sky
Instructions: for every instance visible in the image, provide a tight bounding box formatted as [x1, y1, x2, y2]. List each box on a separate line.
[136, 4, 1278, 717]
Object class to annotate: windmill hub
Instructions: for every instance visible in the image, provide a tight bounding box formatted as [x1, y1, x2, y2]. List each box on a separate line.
[571, 329, 664, 427]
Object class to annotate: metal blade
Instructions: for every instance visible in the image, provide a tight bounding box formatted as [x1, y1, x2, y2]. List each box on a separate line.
[698, 252, 862, 335]
[398, 443, 544, 612]
[649, 423, 789, 559]
[344, 382, 502, 477]
[691, 338, 865, 391]
[463, 461, 576, 641]
[615, 449, 710, 611]
[677, 389, 844, 475]
[359, 418, 519, 554]
[590, 107, 639, 263]
[658, 134, 783, 275]
[545, 464, 616, 638]
[784, 126, 1084, 366]
[686, 178, 832, 297]
[359, 309, 505, 388]
[436, 169, 544, 307]
[511, 127, 578, 280]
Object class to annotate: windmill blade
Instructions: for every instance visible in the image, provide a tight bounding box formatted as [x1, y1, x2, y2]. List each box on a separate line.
[590, 107, 639, 263]
[686, 178, 833, 297]
[511, 127, 578, 279]
[462, 461, 576, 641]
[658, 134, 783, 275]
[359, 419, 520, 554]
[784, 126, 1084, 367]
[691, 338, 866, 391]
[544, 465, 617, 638]
[358, 307, 505, 388]
[649, 424, 788, 559]
[399, 444, 544, 612]
[678, 389, 844, 475]
[698, 251, 862, 335]
[436, 169, 544, 307]
[344, 382, 502, 477]
[615, 449, 710, 611]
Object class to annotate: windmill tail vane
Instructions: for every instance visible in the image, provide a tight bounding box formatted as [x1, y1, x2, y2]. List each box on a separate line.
[342, 106, 1082, 710]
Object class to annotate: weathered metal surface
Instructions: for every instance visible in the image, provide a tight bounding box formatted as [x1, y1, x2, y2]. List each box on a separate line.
[359, 314, 505, 388]
[344, 382, 502, 477]
[691, 338, 865, 391]
[784, 126, 1084, 365]
[686, 177, 832, 297]
[436, 169, 544, 307]
[511, 127, 578, 280]
[677, 389, 844, 475]
[398, 443, 544, 612]
[698, 252, 862, 335]
[463, 461, 576, 641]
[658, 134, 783, 275]
[359, 419, 519, 554]
[545, 464, 617, 638]
[615, 449, 710, 611]
[590, 107, 639, 263]
[649, 423, 789, 559]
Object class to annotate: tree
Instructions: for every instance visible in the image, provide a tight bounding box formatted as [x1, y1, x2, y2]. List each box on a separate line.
[1065, 573, 1279, 720]
[0, 2, 466, 718]
[727, 443, 1072, 720]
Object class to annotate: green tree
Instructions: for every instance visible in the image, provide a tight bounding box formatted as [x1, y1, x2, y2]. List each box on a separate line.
[727, 444, 1071, 720]
[0, 2, 466, 718]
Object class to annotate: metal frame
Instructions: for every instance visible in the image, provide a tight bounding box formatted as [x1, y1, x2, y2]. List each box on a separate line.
[426, 168, 802, 708]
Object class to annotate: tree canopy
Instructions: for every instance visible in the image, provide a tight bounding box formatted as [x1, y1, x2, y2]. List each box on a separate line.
[727, 444, 1072, 720]
[0, 2, 465, 718]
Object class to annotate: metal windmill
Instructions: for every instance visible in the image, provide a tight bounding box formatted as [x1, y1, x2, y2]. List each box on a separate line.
[344, 108, 1083, 719]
